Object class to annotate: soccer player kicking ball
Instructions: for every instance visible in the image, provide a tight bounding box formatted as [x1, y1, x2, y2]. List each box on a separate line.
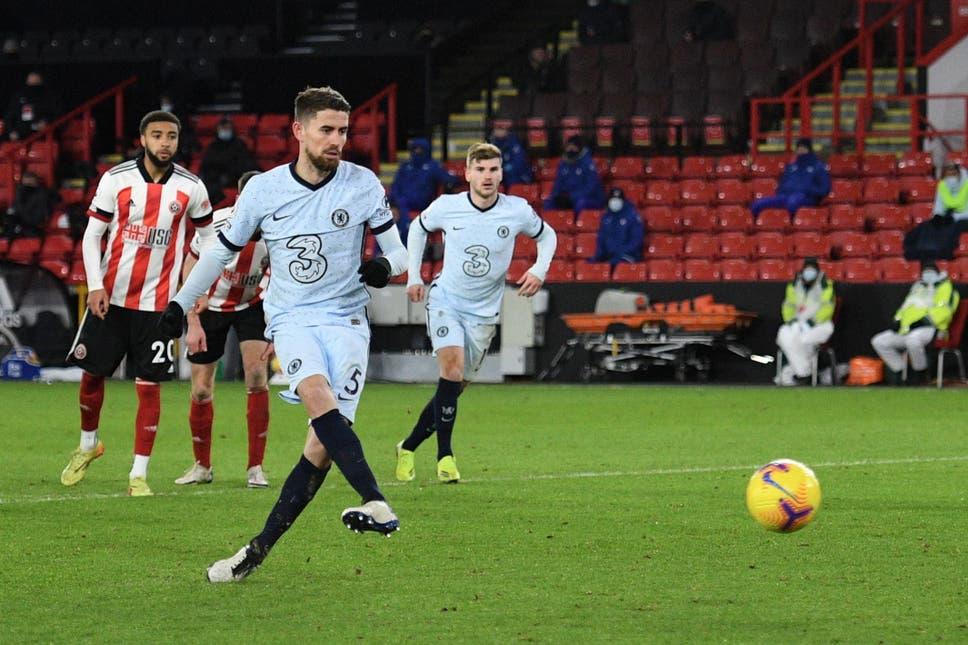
[175, 171, 272, 489]
[395, 143, 557, 483]
[158, 86, 408, 583]
[62, 110, 214, 496]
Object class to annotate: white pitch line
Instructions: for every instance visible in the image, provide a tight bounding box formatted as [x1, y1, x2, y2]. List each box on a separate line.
[1, 455, 965, 506]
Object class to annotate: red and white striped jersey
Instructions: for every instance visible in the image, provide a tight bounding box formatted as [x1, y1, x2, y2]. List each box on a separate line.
[190, 206, 269, 312]
[87, 157, 212, 312]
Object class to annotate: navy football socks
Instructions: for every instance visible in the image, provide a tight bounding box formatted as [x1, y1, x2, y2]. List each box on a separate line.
[434, 378, 462, 460]
[401, 398, 436, 451]
[311, 409, 385, 503]
[251, 456, 330, 558]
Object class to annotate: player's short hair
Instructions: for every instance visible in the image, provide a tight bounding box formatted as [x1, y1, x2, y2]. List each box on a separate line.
[238, 170, 260, 192]
[466, 142, 501, 166]
[294, 86, 352, 122]
[139, 110, 181, 134]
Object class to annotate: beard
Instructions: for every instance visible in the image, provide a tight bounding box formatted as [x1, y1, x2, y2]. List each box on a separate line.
[306, 148, 340, 172]
[144, 147, 172, 169]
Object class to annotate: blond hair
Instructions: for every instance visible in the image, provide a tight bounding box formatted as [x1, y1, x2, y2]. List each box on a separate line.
[466, 142, 501, 166]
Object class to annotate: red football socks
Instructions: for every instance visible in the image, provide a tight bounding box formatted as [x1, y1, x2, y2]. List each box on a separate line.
[79, 372, 105, 431]
[134, 381, 161, 456]
[189, 398, 214, 468]
[246, 388, 269, 468]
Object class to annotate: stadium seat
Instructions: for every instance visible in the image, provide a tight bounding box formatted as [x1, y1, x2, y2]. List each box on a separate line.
[574, 261, 612, 282]
[829, 230, 874, 258]
[539, 180, 555, 202]
[544, 260, 575, 283]
[68, 258, 86, 284]
[573, 232, 597, 259]
[642, 206, 680, 233]
[754, 209, 790, 233]
[827, 179, 862, 204]
[757, 259, 792, 281]
[680, 206, 717, 232]
[754, 232, 791, 258]
[842, 258, 877, 282]
[507, 258, 530, 282]
[645, 180, 678, 206]
[749, 178, 778, 199]
[900, 176, 937, 202]
[876, 257, 919, 282]
[718, 232, 754, 259]
[541, 209, 574, 233]
[873, 229, 905, 257]
[536, 158, 560, 181]
[419, 262, 434, 284]
[946, 257, 968, 281]
[58, 186, 85, 204]
[513, 235, 537, 260]
[255, 135, 289, 161]
[861, 153, 897, 177]
[683, 259, 721, 281]
[575, 210, 603, 231]
[646, 234, 682, 258]
[865, 204, 910, 230]
[814, 259, 841, 281]
[611, 182, 646, 207]
[647, 259, 683, 281]
[827, 153, 859, 178]
[508, 183, 540, 205]
[40, 259, 69, 281]
[827, 204, 864, 230]
[556, 234, 575, 259]
[714, 155, 750, 179]
[715, 179, 751, 205]
[909, 202, 934, 226]
[792, 206, 827, 231]
[39, 234, 74, 261]
[750, 155, 785, 177]
[609, 157, 643, 179]
[679, 180, 716, 205]
[679, 156, 714, 179]
[715, 205, 752, 233]
[896, 151, 933, 176]
[791, 232, 828, 259]
[193, 113, 222, 136]
[6, 237, 41, 263]
[611, 262, 647, 282]
[682, 233, 718, 258]
[0, 238, 8, 258]
[956, 234, 968, 258]
[720, 258, 758, 280]
[643, 157, 679, 179]
[257, 113, 290, 136]
[862, 177, 900, 204]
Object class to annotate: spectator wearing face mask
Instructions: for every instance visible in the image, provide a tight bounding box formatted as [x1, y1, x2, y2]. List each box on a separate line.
[3, 70, 62, 141]
[591, 187, 644, 266]
[543, 135, 605, 214]
[871, 260, 960, 385]
[932, 162, 968, 222]
[2, 171, 53, 241]
[199, 117, 257, 205]
[489, 120, 533, 188]
[775, 257, 835, 386]
[750, 137, 830, 219]
[389, 137, 458, 242]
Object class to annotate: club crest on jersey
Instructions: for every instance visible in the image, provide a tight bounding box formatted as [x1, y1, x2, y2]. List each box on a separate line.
[287, 358, 302, 375]
[436, 326, 449, 338]
[168, 200, 183, 215]
[331, 209, 349, 227]
[73, 344, 87, 360]
[497, 225, 510, 238]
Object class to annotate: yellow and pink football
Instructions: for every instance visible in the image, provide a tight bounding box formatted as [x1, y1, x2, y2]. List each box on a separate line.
[746, 459, 821, 532]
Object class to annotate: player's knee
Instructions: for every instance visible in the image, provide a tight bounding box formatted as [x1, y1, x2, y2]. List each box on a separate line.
[243, 362, 268, 389]
[441, 363, 464, 382]
[191, 385, 213, 402]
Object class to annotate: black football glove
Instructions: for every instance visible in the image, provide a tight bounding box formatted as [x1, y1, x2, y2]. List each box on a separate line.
[358, 257, 392, 288]
[158, 301, 185, 339]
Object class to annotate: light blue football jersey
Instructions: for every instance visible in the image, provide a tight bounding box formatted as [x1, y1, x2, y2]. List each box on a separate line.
[419, 192, 543, 320]
[218, 161, 394, 334]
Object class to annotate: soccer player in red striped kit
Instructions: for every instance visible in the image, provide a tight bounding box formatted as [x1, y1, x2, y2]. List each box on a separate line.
[62, 110, 213, 496]
[175, 170, 272, 488]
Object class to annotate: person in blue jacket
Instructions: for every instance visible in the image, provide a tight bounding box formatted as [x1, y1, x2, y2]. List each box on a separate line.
[490, 120, 533, 187]
[389, 137, 458, 240]
[591, 187, 644, 266]
[543, 135, 605, 213]
[750, 137, 830, 218]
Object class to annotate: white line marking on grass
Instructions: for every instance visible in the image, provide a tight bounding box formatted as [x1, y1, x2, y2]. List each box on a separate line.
[1, 455, 965, 505]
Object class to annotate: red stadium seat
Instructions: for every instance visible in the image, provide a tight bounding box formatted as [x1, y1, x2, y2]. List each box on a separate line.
[827, 204, 864, 230]
[58, 186, 85, 204]
[645, 180, 678, 206]
[754, 232, 791, 258]
[230, 113, 259, 136]
[611, 181, 646, 206]
[873, 229, 905, 257]
[861, 153, 896, 177]
[754, 208, 790, 232]
[791, 232, 828, 259]
[749, 178, 778, 199]
[842, 258, 877, 282]
[193, 113, 222, 136]
[718, 232, 754, 259]
[39, 234, 74, 261]
[750, 155, 786, 177]
[680, 156, 714, 179]
[682, 233, 718, 258]
[956, 234, 968, 258]
[715, 205, 752, 232]
[862, 177, 900, 204]
[68, 258, 86, 284]
[900, 176, 937, 202]
[642, 206, 680, 233]
[909, 202, 934, 226]
[544, 260, 575, 283]
[714, 155, 750, 179]
[829, 231, 874, 258]
[39, 259, 69, 280]
[792, 206, 828, 231]
[715, 179, 751, 205]
[575, 210, 603, 231]
[679, 179, 716, 205]
[420, 262, 434, 284]
[507, 258, 530, 282]
[6, 237, 41, 263]
[513, 235, 537, 260]
[683, 259, 721, 281]
[537, 158, 560, 181]
[819, 260, 844, 281]
[876, 257, 919, 282]
[646, 234, 682, 258]
[610, 156, 643, 179]
[541, 209, 575, 233]
[827, 179, 862, 204]
[556, 234, 575, 259]
[864, 203, 910, 230]
[720, 258, 758, 280]
[647, 259, 683, 281]
[574, 261, 612, 282]
[573, 232, 598, 258]
[827, 154, 859, 178]
[0, 238, 9, 258]
[611, 262, 648, 282]
[896, 151, 933, 176]
[945, 257, 968, 281]
[539, 180, 555, 202]
[257, 113, 290, 136]
[255, 135, 289, 160]
[508, 183, 540, 205]
[644, 157, 678, 179]
[757, 259, 792, 281]
[680, 206, 717, 231]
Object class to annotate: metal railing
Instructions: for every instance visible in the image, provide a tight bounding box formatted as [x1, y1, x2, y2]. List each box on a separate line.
[350, 82, 397, 171]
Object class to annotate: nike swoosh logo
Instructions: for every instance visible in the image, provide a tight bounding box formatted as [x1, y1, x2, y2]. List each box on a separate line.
[271, 212, 290, 221]
[452, 226, 465, 230]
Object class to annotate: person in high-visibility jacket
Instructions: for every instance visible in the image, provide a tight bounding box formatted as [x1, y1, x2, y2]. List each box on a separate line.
[776, 257, 835, 385]
[932, 162, 968, 222]
[871, 260, 961, 384]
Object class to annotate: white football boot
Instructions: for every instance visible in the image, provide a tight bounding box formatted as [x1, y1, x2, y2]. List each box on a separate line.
[341, 500, 400, 536]
[174, 462, 213, 485]
[246, 465, 269, 488]
[206, 545, 262, 583]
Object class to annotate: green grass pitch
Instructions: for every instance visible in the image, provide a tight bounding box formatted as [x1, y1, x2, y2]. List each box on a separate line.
[0, 381, 965, 642]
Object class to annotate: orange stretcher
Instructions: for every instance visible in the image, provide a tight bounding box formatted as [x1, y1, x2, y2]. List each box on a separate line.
[561, 294, 757, 334]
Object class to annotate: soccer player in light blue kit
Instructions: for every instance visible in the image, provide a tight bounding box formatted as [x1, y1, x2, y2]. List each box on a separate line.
[158, 86, 409, 582]
[395, 143, 557, 482]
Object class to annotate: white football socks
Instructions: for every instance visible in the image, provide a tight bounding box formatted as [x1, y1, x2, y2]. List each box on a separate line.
[129, 455, 150, 479]
[80, 430, 98, 451]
